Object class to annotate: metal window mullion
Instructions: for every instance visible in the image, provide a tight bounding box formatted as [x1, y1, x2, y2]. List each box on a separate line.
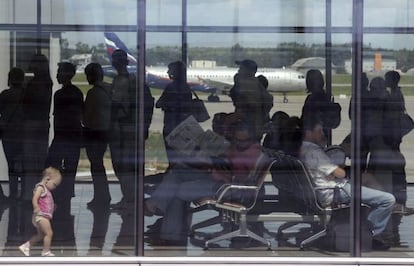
[350, 0, 364, 257]
[325, 0, 333, 146]
[137, 0, 146, 257]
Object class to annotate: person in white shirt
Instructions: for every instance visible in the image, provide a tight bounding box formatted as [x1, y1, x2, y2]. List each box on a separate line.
[300, 116, 395, 250]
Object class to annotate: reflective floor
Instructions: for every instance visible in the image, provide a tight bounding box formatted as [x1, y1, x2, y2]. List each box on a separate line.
[1, 180, 414, 258]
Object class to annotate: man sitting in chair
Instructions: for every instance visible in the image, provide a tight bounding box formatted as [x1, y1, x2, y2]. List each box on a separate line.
[144, 119, 262, 246]
[300, 116, 395, 250]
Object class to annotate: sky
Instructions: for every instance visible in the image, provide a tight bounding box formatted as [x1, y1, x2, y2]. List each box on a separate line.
[29, 0, 414, 50]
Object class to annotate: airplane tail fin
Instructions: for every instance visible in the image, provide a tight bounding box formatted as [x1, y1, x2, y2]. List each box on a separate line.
[104, 32, 137, 65]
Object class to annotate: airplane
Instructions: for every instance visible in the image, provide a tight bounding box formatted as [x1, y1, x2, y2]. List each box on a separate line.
[104, 32, 306, 103]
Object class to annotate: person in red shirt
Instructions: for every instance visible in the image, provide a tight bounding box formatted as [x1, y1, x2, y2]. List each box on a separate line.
[144, 119, 262, 245]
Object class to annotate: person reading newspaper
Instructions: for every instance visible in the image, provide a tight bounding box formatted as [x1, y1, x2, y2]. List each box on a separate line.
[144, 118, 262, 246]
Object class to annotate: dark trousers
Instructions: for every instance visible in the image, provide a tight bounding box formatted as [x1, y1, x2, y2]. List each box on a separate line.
[21, 122, 49, 201]
[392, 147, 407, 205]
[2, 136, 23, 198]
[84, 128, 111, 202]
[110, 121, 136, 203]
[47, 134, 81, 219]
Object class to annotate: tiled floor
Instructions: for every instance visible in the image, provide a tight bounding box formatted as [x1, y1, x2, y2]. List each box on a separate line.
[1, 181, 414, 258]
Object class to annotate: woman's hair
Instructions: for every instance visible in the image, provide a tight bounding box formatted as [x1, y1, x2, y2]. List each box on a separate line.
[306, 69, 325, 93]
[28, 54, 52, 80]
[385, 70, 400, 86]
[369, 76, 387, 99]
[168, 61, 186, 81]
[257, 74, 269, 89]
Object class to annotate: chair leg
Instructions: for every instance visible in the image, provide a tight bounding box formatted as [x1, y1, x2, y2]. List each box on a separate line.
[300, 228, 327, 249]
[205, 212, 271, 249]
[277, 221, 303, 234]
[246, 230, 272, 249]
[205, 228, 271, 249]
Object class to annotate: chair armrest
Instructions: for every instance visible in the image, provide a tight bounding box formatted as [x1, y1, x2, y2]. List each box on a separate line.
[215, 184, 258, 203]
[313, 185, 350, 208]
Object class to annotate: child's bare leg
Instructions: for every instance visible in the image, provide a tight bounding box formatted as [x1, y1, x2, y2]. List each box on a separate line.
[36, 217, 53, 253]
[28, 228, 44, 246]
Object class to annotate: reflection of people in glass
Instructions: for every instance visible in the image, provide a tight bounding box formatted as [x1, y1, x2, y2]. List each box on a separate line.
[21, 54, 53, 201]
[230, 59, 273, 141]
[342, 73, 371, 171]
[87, 207, 110, 255]
[301, 69, 336, 135]
[109, 49, 154, 210]
[383, 71, 414, 215]
[156, 61, 192, 169]
[46, 62, 84, 218]
[111, 210, 134, 254]
[83, 63, 112, 209]
[0, 68, 25, 200]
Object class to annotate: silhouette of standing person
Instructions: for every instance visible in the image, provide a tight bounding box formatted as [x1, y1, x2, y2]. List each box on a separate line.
[384, 70, 414, 214]
[341, 72, 371, 171]
[110, 49, 154, 210]
[46, 62, 84, 218]
[21, 54, 53, 202]
[156, 61, 192, 170]
[229, 59, 273, 141]
[301, 69, 336, 137]
[83, 63, 112, 209]
[0, 68, 25, 200]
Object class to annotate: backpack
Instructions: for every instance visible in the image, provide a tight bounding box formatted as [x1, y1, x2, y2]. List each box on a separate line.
[324, 101, 342, 129]
[323, 206, 373, 252]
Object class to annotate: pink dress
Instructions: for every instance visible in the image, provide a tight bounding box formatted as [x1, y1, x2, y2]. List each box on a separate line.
[33, 183, 55, 220]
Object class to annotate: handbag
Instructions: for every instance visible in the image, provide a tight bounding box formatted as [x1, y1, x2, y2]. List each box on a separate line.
[190, 90, 210, 122]
[401, 111, 414, 137]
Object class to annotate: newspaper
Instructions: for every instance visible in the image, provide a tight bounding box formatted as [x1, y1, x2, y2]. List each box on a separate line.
[166, 115, 230, 158]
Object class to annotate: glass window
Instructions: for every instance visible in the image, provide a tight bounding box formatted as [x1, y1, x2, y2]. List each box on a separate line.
[3, 0, 414, 262]
[365, 0, 414, 27]
[0, 0, 37, 24]
[332, 0, 352, 27]
[187, 0, 326, 27]
[42, 0, 137, 25]
[147, 0, 182, 26]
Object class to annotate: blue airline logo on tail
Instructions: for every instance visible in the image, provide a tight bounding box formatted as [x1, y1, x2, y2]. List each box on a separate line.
[104, 32, 137, 65]
[103, 32, 214, 97]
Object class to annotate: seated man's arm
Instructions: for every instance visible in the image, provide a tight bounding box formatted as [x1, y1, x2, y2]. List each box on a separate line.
[331, 167, 346, 179]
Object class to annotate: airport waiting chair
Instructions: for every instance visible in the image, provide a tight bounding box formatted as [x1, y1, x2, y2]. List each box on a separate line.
[188, 152, 268, 234]
[189, 152, 276, 249]
[265, 151, 350, 249]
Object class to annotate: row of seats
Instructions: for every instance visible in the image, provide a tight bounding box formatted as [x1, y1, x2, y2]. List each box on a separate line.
[188, 151, 351, 250]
